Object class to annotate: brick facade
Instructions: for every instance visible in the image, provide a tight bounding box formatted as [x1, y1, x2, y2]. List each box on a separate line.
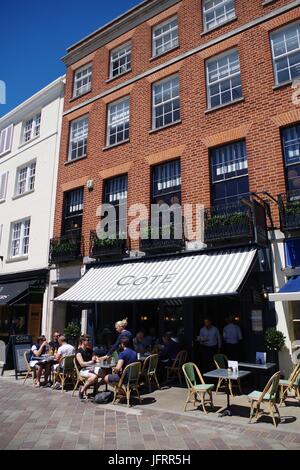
[53, 0, 300, 255]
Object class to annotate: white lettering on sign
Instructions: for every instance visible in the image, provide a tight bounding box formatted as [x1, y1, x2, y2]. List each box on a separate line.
[0, 295, 8, 300]
[117, 273, 178, 287]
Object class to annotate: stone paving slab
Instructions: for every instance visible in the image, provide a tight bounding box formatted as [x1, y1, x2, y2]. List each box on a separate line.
[0, 376, 299, 450]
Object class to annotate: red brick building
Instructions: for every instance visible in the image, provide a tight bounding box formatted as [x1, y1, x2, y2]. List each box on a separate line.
[49, 0, 300, 374]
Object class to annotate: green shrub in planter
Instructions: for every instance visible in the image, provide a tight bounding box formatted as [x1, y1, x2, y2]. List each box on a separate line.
[52, 242, 77, 253]
[64, 322, 81, 346]
[206, 211, 248, 229]
[264, 327, 286, 352]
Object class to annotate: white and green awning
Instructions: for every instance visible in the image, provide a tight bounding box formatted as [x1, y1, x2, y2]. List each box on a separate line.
[54, 247, 256, 303]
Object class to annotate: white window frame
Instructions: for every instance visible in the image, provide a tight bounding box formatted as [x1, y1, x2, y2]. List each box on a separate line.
[22, 112, 41, 144]
[109, 43, 131, 79]
[0, 124, 13, 155]
[152, 74, 180, 130]
[152, 16, 179, 58]
[9, 218, 31, 259]
[73, 63, 92, 97]
[203, 0, 236, 32]
[206, 48, 242, 109]
[68, 115, 89, 161]
[271, 21, 300, 86]
[0, 172, 8, 202]
[15, 160, 36, 197]
[107, 97, 130, 147]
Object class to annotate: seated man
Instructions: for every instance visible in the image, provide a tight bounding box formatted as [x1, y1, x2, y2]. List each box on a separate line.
[76, 335, 100, 400]
[29, 335, 50, 387]
[133, 331, 149, 354]
[102, 336, 137, 389]
[52, 335, 75, 390]
[49, 331, 60, 353]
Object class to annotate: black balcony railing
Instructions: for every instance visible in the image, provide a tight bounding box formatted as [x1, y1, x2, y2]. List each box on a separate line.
[90, 231, 127, 259]
[204, 196, 268, 248]
[278, 190, 300, 234]
[49, 235, 82, 264]
[140, 222, 185, 255]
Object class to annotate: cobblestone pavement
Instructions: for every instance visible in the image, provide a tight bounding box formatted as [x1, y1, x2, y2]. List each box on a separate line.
[0, 377, 300, 450]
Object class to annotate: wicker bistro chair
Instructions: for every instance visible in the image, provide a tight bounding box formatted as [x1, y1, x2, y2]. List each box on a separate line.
[182, 363, 214, 414]
[112, 362, 142, 407]
[53, 355, 76, 392]
[248, 371, 281, 427]
[213, 353, 242, 396]
[140, 354, 160, 392]
[23, 350, 36, 385]
[72, 358, 88, 397]
[279, 364, 300, 406]
[166, 350, 188, 385]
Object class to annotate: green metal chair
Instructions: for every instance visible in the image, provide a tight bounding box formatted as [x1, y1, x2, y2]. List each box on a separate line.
[248, 371, 281, 426]
[112, 361, 142, 407]
[182, 362, 214, 414]
[140, 354, 160, 392]
[279, 364, 300, 406]
[213, 353, 242, 396]
[53, 354, 76, 392]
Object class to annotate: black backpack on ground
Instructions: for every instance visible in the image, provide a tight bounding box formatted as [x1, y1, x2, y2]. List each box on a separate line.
[93, 391, 113, 404]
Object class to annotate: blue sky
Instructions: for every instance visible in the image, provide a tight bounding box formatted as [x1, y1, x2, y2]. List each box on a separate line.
[0, 0, 142, 117]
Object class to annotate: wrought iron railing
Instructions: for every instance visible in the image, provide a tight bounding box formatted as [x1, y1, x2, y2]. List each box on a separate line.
[49, 235, 83, 264]
[90, 231, 127, 259]
[139, 221, 185, 254]
[278, 190, 300, 233]
[204, 196, 268, 248]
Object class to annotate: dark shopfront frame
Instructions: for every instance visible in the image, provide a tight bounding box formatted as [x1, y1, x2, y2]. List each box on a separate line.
[0, 269, 47, 344]
[82, 249, 275, 366]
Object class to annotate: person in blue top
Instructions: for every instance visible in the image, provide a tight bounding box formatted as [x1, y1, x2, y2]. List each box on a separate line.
[102, 318, 132, 360]
[102, 336, 137, 387]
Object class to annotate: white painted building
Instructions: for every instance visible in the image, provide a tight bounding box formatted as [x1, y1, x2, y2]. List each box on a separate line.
[0, 76, 65, 342]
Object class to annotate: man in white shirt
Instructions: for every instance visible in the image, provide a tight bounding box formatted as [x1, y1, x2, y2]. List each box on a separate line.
[199, 318, 221, 372]
[223, 316, 242, 360]
[52, 335, 75, 390]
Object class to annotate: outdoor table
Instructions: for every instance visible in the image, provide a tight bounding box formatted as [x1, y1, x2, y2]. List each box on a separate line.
[238, 362, 276, 389]
[204, 368, 251, 417]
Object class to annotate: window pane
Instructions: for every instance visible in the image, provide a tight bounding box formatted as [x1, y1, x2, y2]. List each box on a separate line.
[207, 50, 241, 108]
[271, 22, 300, 84]
[107, 98, 130, 146]
[153, 76, 180, 129]
[110, 44, 131, 78]
[69, 116, 88, 160]
[153, 17, 178, 57]
[203, 0, 236, 31]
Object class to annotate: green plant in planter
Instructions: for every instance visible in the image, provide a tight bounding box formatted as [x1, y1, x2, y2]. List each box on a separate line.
[92, 233, 126, 249]
[52, 242, 77, 253]
[206, 211, 248, 229]
[64, 322, 81, 346]
[141, 223, 180, 240]
[264, 327, 286, 352]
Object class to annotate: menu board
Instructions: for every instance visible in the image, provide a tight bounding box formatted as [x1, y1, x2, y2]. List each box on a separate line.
[11, 335, 32, 380]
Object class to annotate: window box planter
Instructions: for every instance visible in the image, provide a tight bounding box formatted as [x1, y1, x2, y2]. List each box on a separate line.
[90, 231, 127, 259]
[49, 236, 82, 264]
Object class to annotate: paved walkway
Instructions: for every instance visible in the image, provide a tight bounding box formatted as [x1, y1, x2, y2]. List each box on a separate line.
[0, 376, 299, 450]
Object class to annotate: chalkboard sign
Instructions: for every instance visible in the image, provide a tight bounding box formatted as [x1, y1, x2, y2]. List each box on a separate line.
[11, 335, 32, 380]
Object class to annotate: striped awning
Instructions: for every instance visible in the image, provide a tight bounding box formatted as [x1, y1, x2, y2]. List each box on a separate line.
[54, 247, 256, 303]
